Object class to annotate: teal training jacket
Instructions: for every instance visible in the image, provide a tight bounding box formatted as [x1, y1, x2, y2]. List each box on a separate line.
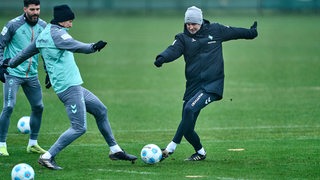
[8, 23, 96, 94]
[0, 14, 46, 78]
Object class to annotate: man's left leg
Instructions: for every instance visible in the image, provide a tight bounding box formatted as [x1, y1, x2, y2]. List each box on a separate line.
[182, 91, 218, 161]
[23, 77, 46, 154]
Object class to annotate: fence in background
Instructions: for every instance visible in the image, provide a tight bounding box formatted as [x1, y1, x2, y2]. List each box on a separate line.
[1, 0, 319, 14]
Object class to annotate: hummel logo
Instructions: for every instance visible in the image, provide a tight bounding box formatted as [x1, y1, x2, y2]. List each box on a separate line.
[71, 104, 77, 114]
[208, 35, 213, 40]
[205, 97, 211, 105]
[192, 38, 196, 42]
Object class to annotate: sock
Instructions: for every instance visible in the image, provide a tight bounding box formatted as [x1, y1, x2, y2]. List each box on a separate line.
[28, 139, 37, 147]
[166, 141, 177, 153]
[197, 147, 206, 156]
[42, 151, 52, 159]
[0, 142, 7, 147]
[110, 144, 122, 153]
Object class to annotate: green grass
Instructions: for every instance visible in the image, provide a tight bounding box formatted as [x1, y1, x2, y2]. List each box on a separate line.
[0, 13, 319, 179]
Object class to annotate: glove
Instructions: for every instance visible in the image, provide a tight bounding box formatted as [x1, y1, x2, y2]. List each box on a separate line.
[45, 73, 51, 89]
[0, 58, 10, 83]
[1, 58, 10, 68]
[0, 66, 8, 83]
[93, 40, 107, 52]
[250, 21, 257, 29]
[154, 56, 165, 68]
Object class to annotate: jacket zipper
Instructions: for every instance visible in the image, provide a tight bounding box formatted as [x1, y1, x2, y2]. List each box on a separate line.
[26, 27, 34, 78]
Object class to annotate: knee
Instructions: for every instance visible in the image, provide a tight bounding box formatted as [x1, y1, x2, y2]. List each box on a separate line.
[100, 105, 107, 117]
[71, 122, 87, 135]
[75, 126, 87, 135]
[2, 106, 14, 115]
[94, 105, 107, 121]
[32, 104, 44, 113]
[183, 104, 195, 115]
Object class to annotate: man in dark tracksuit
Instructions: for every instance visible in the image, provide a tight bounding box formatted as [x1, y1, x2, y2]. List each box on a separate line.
[154, 6, 258, 161]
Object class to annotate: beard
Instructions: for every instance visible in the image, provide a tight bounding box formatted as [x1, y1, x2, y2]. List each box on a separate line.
[26, 13, 39, 23]
[29, 15, 39, 22]
[24, 13, 39, 26]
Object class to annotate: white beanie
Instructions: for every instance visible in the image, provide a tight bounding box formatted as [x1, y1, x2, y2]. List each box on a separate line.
[184, 6, 203, 25]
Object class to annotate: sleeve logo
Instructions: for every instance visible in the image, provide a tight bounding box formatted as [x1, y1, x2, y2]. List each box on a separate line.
[61, 33, 72, 40]
[1, 27, 8, 36]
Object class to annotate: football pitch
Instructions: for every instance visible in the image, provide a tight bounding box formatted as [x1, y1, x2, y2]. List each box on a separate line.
[0, 13, 319, 179]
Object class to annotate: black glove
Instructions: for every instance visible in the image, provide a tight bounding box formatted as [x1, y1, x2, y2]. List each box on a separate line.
[45, 73, 51, 89]
[250, 21, 257, 29]
[154, 56, 165, 68]
[0, 66, 8, 83]
[93, 40, 107, 52]
[1, 58, 10, 68]
[0, 58, 10, 83]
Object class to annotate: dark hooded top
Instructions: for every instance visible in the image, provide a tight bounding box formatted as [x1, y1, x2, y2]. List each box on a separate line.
[156, 19, 258, 100]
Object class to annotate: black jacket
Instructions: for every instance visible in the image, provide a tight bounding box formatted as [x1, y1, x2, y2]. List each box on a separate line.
[157, 19, 258, 101]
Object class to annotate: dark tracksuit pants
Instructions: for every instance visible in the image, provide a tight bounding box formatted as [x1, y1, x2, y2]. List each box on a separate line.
[172, 90, 219, 152]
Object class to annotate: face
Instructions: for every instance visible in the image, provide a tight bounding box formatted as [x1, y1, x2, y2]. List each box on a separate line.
[24, 4, 40, 23]
[186, 23, 201, 34]
[59, 20, 73, 28]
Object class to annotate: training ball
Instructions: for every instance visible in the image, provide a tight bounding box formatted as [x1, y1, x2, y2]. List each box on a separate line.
[11, 163, 35, 180]
[17, 116, 30, 134]
[140, 144, 162, 164]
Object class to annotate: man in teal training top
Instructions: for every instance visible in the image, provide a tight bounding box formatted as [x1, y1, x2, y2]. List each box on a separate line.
[0, 0, 47, 156]
[2, 4, 137, 169]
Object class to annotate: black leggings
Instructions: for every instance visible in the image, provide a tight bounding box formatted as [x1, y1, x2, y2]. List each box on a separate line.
[172, 90, 219, 151]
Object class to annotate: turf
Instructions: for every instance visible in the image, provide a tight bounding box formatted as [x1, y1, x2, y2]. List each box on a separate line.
[0, 13, 319, 179]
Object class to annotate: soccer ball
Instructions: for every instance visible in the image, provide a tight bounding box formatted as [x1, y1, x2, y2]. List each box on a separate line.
[140, 144, 162, 164]
[11, 163, 35, 180]
[17, 116, 30, 134]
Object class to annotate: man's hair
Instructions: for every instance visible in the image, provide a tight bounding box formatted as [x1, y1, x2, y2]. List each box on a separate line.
[24, 0, 40, 7]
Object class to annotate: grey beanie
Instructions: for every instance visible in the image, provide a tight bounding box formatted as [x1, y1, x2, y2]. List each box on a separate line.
[184, 6, 203, 24]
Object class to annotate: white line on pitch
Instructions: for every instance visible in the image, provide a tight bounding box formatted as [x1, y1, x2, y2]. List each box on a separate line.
[89, 168, 157, 175]
[7, 125, 319, 136]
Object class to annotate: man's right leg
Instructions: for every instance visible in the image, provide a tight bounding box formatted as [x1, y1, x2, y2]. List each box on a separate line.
[39, 86, 86, 170]
[0, 76, 20, 156]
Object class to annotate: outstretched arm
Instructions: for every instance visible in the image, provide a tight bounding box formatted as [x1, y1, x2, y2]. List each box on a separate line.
[221, 21, 258, 41]
[53, 31, 107, 54]
[8, 41, 39, 68]
[154, 34, 184, 67]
